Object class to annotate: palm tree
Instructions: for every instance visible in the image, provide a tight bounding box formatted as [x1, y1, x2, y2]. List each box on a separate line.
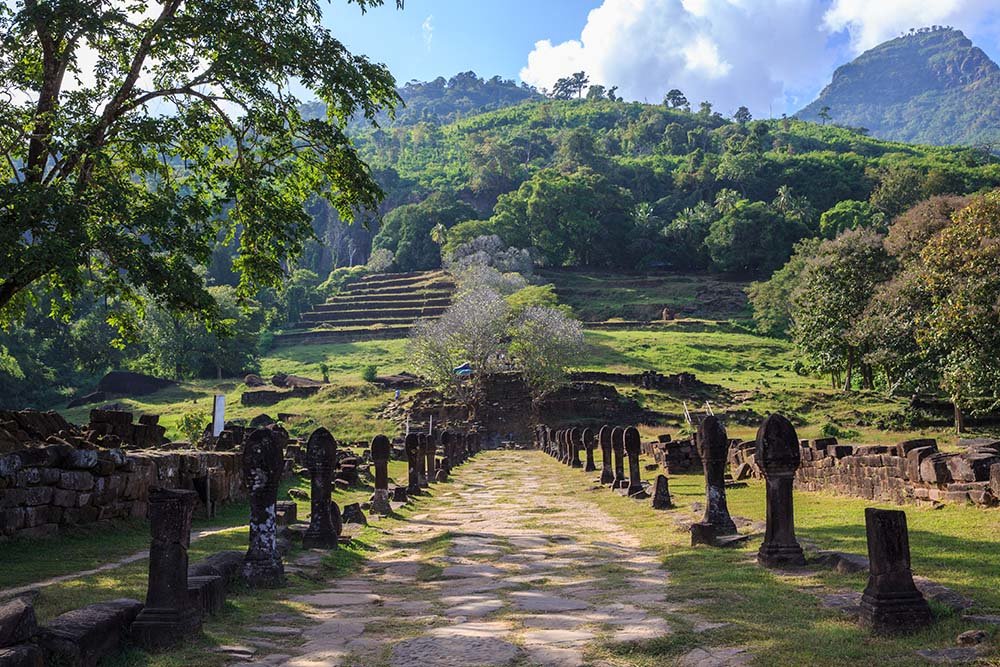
[430, 223, 448, 246]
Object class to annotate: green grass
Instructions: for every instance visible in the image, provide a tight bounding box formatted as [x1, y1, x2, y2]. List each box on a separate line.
[61, 339, 412, 442]
[56, 325, 997, 449]
[537, 269, 750, 321]
[540, 451, 1000, 666]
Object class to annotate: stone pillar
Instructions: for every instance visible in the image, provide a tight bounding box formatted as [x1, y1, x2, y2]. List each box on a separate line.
[651, 475, 673, 509]
[303, 427, 339, 549]
[370, 434, 392, 516]
[539, 427, 548, 455]
[424, 431, 438, 483]
[405, 433, 421, 495]
[569, 428, 584, 468]
[439, 431, 453, 475]
[582, 428, 597, 472]
[859, 508, 933, 634]
[417, 433, 429, 488]
[624, 426, 647, 497]
[131, 488, 201, 649]
[691, 416, 737, 543]
[599, 425, 614, 485]
[611, 427, 627, 488]
[556, 430, 565, 463]
[755, 414, 805, 568]
[242, 428, 286, 587]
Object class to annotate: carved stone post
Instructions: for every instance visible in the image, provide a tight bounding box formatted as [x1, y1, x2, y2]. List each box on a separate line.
[439, 431, 452, 475]
[417, 433, 429, 488]
[599, 425, 614, 485]
[405, 433, 421, 495]
[569, 428, 583, 468]
[624, 426, 647, 497]
[582, 428, 597, 472]
[303, 427, 339, 549]
[241, 428, 286, 587]
[859, 508, 933, 634]
[651, 475, 673, 509]
[611, 427, 626, 488]
[691, 416, 737, 544]
[370, 434, 392, 516]
[755, 414, 805, 568]
[132, 488, 201, 649]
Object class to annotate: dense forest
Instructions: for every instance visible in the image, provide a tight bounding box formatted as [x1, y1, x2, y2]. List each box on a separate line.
[4, 70, 1000, 408]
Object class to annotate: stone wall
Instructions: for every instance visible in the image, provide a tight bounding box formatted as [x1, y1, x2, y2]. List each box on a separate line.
[0, 445, 244, 541]
[729, 436, 1000, 508]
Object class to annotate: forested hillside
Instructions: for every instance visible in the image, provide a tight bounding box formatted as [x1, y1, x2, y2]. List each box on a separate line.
[798, 27, 1000, 146]
[6, 70, 1000, 408]
[330, 83, 1000, 276]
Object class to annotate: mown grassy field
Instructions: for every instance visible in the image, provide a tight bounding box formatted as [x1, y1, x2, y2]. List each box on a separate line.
[538, 269, 751, 322]
[57, 323, 992, 451]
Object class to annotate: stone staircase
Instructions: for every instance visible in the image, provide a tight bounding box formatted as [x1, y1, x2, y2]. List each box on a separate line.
[274, 270, 455, 346]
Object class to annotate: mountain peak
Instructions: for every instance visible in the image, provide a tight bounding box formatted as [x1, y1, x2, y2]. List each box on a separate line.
[798, 27, 1000, 146]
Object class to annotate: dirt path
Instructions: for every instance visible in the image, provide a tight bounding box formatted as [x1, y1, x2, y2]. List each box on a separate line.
[231, 451, 745, 667]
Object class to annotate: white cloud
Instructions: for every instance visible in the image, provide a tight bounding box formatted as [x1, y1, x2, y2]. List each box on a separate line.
[824, 0, 969, 53]
[519, 0, 1000, 116]
[422, 14, 434, 51]
[520, 0, 835, 116]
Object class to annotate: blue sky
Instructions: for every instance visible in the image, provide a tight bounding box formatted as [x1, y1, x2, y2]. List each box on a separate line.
[322, 0, 1000, 116]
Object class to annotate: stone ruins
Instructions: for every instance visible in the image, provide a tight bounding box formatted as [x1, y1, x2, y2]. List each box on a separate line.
[755, 414, 806, 568]
[859, 508, 933, 634]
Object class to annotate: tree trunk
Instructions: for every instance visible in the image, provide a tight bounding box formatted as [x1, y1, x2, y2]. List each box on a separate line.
[954, 402, 966, 434]
[842, 351, 854, 392]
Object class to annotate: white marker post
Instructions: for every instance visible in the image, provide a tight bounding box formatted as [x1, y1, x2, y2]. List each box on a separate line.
[211, 395, 226, 437]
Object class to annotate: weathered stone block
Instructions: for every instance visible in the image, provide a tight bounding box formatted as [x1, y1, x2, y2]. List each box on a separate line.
[23, 486, 53, 506]
[65, 450, 99, 470]
[39, 599, 143, 667]
[896, 438, 936, 457]
[58, 471, 94, 492]
[919, 453, 956, 485]
[1, 508, 26, 534]
[0, 597, 37, 647]
[0, 643, 43, 666]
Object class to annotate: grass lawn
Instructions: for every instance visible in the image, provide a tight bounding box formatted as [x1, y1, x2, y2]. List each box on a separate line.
[542, 451, 1000, 666]
[55, 326, 996, 450]
[2, 458, 410, 598]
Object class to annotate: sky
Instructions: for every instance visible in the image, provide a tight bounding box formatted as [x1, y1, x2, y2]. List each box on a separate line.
[323, 0, 1000, 117]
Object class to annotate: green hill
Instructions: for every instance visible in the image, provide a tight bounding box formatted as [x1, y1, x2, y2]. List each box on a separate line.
[798, 27, 1000, 146]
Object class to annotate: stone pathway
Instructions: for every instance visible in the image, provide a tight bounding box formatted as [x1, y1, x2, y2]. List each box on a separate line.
[230, 451, 744, 667]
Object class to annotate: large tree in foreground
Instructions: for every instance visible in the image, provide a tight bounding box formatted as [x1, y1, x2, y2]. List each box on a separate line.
[0, 0, 401, 325]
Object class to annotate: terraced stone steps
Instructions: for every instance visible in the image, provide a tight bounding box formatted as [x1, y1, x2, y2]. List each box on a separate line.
[276, 269, 456, 346]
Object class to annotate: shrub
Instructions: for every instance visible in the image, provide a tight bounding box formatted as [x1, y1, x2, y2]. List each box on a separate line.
[362, 364, 378, 382]
[178, 411, 207, 444]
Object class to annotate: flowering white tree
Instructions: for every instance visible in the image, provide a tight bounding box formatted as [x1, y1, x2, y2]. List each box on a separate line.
[510, 306, 584, 397]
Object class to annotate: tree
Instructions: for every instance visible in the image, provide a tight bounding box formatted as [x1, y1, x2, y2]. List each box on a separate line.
[430, 223, 448, 246]
[0, 0, 403, 328]
[509, 306, 583, 397]
[664, 89, 688, 109]
[790, 230, 895, 390]
[917, 190, 1000, 431]
[551, 71, 589, 99]
[704, 200, 804, 274]
[371, 192, 477, 271]
[586, 85, 607, 100]
[819, 200, 885, 238]
[818, 106, 832, 124]
[746, 238, 822, 336]
[490, 167, 634, 267]
[883, 195, 970, 263]
[870, 165, 924, 219]
[698, 101, 714, 117]
[733, 106, 752, 124]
